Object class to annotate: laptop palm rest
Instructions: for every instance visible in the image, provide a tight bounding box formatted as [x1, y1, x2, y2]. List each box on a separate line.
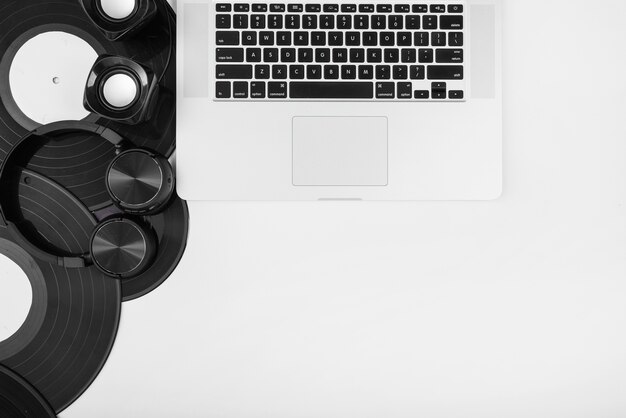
[292, 116, 388, 187]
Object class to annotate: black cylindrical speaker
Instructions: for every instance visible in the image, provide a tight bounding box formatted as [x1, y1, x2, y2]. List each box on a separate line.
[79, 0, 158, 41]
[84, 55, 159, 124]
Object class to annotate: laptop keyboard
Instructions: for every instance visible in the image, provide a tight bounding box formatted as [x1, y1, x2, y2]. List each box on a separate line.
[213, 2, 466, 101]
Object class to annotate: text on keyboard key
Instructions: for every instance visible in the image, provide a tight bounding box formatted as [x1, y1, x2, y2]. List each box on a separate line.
[216, 65, 253, 79]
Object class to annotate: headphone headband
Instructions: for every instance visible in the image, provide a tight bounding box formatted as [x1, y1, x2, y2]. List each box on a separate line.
[0, 122, 124, 268]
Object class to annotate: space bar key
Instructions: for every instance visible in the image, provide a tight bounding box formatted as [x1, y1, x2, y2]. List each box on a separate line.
[290, 82, 374, 99]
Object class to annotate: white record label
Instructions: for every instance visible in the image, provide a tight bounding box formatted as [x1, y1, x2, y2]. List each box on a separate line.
[9, 31, 98, 125]
[0, 254, 32, 343]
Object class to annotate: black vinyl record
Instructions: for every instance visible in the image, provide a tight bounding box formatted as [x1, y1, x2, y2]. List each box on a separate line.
[0, 365, 56, 418]
[0, 168, 121, 414]
[0, 0, 176, 211]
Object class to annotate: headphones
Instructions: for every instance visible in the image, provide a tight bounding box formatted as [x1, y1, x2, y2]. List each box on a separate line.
[0, 121, 175, 279]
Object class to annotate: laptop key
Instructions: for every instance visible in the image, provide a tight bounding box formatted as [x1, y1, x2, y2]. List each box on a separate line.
[285, 15, 300, 28]
[215, 81, 231, 98]
[277, 32, 292, 45]
[216, 65, 252, 79]
[397, 82, 412, 99]
[414, 90, 429, 99]
[341, 4, 357, 12]
[449, 32, 464, 46]
[216, 31, 239, 45]
[436, 49, 463, 63]
[270, 3, 286, 12]
[268, 15, 283, 29]
[406, 15, 420, 29]
[338, 15, 352, 29]
[401, 49, 416, 63]
[268, 82, 288, 98]
[290, 65, 305, 78]
[250, 81, 266, 98]
[242, 31, 257, 45]
[287, 3, 303, 12]
[233, 81, 248, 98]
[418, 49, 434, 63]
[307, 65, 322, 79]
[251, 15, 266, 29]
[290, 82, 374, 98]
[423, 15, 437, 29]
[395, 4, 410, 13]
[234, 3, 250, 12]
[440, 15, 463, 29]
[359, 4, 375, 12]
[233, 14, 248, 28]
[216, 48, 244, 62]
[449, 90, 464, 99]
[409, 65, 425, 79]
[259, 32, 275, 45]
[430, 4, 446, 13]
[376, 82, 394, 99]
[255, 64, 270, 78]
[246, 48, 262, 62]
[216, 3, 231, 12]
[427, 65, 463, 80]
[216, 15, 231, 28]
[393, 65, 407, 79]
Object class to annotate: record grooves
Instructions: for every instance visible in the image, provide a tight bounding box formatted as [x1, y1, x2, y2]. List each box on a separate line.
[0, 0, 188, 414]
[0, 365, 56, 417]
[0, 169, 121, 414]
[0, 0, 176, 210]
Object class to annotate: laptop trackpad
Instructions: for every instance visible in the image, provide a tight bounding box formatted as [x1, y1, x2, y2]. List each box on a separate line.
[292, 117, 388, 186]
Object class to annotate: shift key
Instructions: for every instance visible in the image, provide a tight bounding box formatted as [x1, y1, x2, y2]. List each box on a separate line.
[216, 65, 253, 79]
[216, 48, 244, 62]
[427, 65, 463, 80]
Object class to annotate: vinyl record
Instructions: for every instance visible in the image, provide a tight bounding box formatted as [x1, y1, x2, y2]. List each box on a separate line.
[0, 168, 121, 414]
[120, 195, 189, 301]
[0, 0, 176, 210]
[0, 365, 56, 418]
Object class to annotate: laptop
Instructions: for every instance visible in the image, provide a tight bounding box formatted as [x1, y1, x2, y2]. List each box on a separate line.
[176, 0, 502, 200]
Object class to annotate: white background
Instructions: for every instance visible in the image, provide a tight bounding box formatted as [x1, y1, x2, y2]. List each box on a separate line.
[1, 0, 626, 417]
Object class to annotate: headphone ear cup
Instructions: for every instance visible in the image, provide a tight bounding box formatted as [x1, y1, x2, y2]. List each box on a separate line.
[106, 149, 175, 215]
[79, 0, 157, 41]
[84, 55, 159, 125]
[90, 217, 158, 278]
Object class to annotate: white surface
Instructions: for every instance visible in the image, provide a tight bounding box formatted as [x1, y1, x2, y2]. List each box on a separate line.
[176, 0, 503, 200]
[9, 31, 98, 125]
[0, 254, 32, 343]
[100, 0, 137, 20]
[292, 117, 388, 186]
[0, 0, 624, 416]
[102, 73, 138, 108]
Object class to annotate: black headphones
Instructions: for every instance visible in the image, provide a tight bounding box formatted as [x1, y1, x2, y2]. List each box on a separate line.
[0, 121, 175, 279]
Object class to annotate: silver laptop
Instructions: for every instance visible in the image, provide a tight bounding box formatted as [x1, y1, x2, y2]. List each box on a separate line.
[176, 0, 502, 200]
